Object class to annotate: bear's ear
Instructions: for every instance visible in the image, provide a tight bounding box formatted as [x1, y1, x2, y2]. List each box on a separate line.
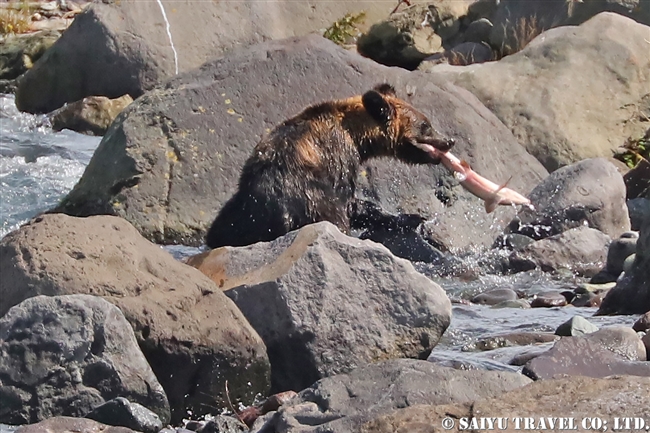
[373, 83, 396, 96]
[362, 90, 396, 126]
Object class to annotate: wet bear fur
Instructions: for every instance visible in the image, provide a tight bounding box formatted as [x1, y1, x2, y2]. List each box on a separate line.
[206, 84, 453, 249]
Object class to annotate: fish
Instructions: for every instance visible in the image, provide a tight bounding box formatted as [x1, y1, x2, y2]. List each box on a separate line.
[415, 142, 534, 213]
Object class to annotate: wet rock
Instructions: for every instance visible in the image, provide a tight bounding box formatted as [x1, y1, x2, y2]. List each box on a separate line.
[362, 375, 650, 433]
[570, 291, 604, 307]
[14, 0, 393, 114]
[49, 95, 133, 136]
[491, 299, 531, 309]
[508, 227, 611, 277]
[0, 295, 169, 425]
[627, 198, 650, 231]
[643, 334, 650, 361]
[603, 231, 638, 276]
[189, 222, 451, 393]
[555, 316, 599, 337]
[507, 159, 630, 240]
[430, 13, 650, 172]
[85, 397, 162, 433]
[529, 291, 567, 308]
[471, 288, 517, 305]
[489, 0, 650, 52]
[237, 392, 297, 428]
[251, 359, 530, 433]
[14, 417, 137, 433]
[523, 326, 648, 380]
[0, 214, 270, 424]
[0, 30, 61, 81]
[54, 35, 547, 249]
[633, 312, 650, 332]
[492, 233, 535, 251]
[598, 209, 650, 315]
[471, 332, 558, 351]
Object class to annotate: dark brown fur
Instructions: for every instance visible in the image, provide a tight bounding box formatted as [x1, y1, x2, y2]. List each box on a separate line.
[206, 85, 453, 248]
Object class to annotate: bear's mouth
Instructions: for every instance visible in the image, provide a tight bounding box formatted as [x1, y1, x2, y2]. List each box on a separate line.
[417, 136, 455, 153]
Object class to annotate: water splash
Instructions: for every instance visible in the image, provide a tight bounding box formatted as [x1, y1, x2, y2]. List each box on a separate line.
[155, 0, 179, 75]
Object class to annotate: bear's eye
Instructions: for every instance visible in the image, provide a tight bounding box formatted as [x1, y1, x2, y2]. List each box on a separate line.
[419, 122, 434, 137]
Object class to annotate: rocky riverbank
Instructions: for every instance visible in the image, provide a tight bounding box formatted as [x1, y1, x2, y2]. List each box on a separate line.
[1, 1, 649, 432]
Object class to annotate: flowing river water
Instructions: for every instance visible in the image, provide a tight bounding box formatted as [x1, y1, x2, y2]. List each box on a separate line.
[0, 93, 634, 375]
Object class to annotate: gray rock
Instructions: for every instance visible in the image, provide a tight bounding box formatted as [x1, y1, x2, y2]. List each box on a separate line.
[0, 214, 270, 424]
[14, 417, 136, 433]
[523, 326, 649, 380]
[507, 159, 630, 240]
[252, 359, 531, 433]
[54, 34, 547, 249]
[598, 211, 650, 314]
[605, 232, 638, 275]
[419, 42, 493, 68]
[362, 375, 650, 433]
[430, 13, 650, 172]
[633, 312, 650, 332]
[508, 226, 611, 277]
[191, 222, 452, 393]
[14, 0, 392, 113]
[198, 416, 247, 433]
[529, 291, 568, 308]
[555, 316, 599, 337]
[489, 0, 650, 51]
[643, 333, 650, 361]
[627, 198, 650, 231]
[471, 289, 517, 305]
[463, 18, 493, 44]
[85, 397, 162, 433]
[0, 295, 169, 425]
[470, 332, 558, 351]
[491, 299, 531, 309]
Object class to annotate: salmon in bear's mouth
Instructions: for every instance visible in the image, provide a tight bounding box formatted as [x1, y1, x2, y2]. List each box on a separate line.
[415, 141, 534, 214]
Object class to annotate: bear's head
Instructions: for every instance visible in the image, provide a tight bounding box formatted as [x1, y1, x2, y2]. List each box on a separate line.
[361, 83, 454, 163]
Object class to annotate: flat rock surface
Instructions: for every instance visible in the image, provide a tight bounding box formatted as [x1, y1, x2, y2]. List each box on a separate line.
[362, 375, 650, 433]
[252, 359, 531, 433]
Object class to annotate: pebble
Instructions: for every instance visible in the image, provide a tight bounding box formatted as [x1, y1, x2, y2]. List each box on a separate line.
[471, 289, 517, 305]
[530, 291, 567, 308]
[555, 316, 599, 337]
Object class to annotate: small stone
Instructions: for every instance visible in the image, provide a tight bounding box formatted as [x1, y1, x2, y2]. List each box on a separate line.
[85, 397, 163, 433]
[555, 316, 599, 337]
[471, 289, 517, 305]
[633, 313, 650, 333]
[605, 234, 637, 275]
[491, 299, 531, 309]
[531, 291, 567, 308]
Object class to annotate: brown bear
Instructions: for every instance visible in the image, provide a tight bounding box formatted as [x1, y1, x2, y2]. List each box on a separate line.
[206, 84, 454, 249]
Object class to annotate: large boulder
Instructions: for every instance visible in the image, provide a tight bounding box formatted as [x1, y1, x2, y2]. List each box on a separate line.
[252, 359, 530, 433]
[0, 295, 169, 425]
[188, 222, 452, 393]
[507, 226, 610, 277]
[0, 214, 270, 423]
[427, 13, 650, 172]
[54, 35, 547, 250]
[506, 158, 630, 240]
[13, 0, 403, 114]
[522, 327, 649, 380]
[598, 212, 650, 314]
[362, 375, 650, 433]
